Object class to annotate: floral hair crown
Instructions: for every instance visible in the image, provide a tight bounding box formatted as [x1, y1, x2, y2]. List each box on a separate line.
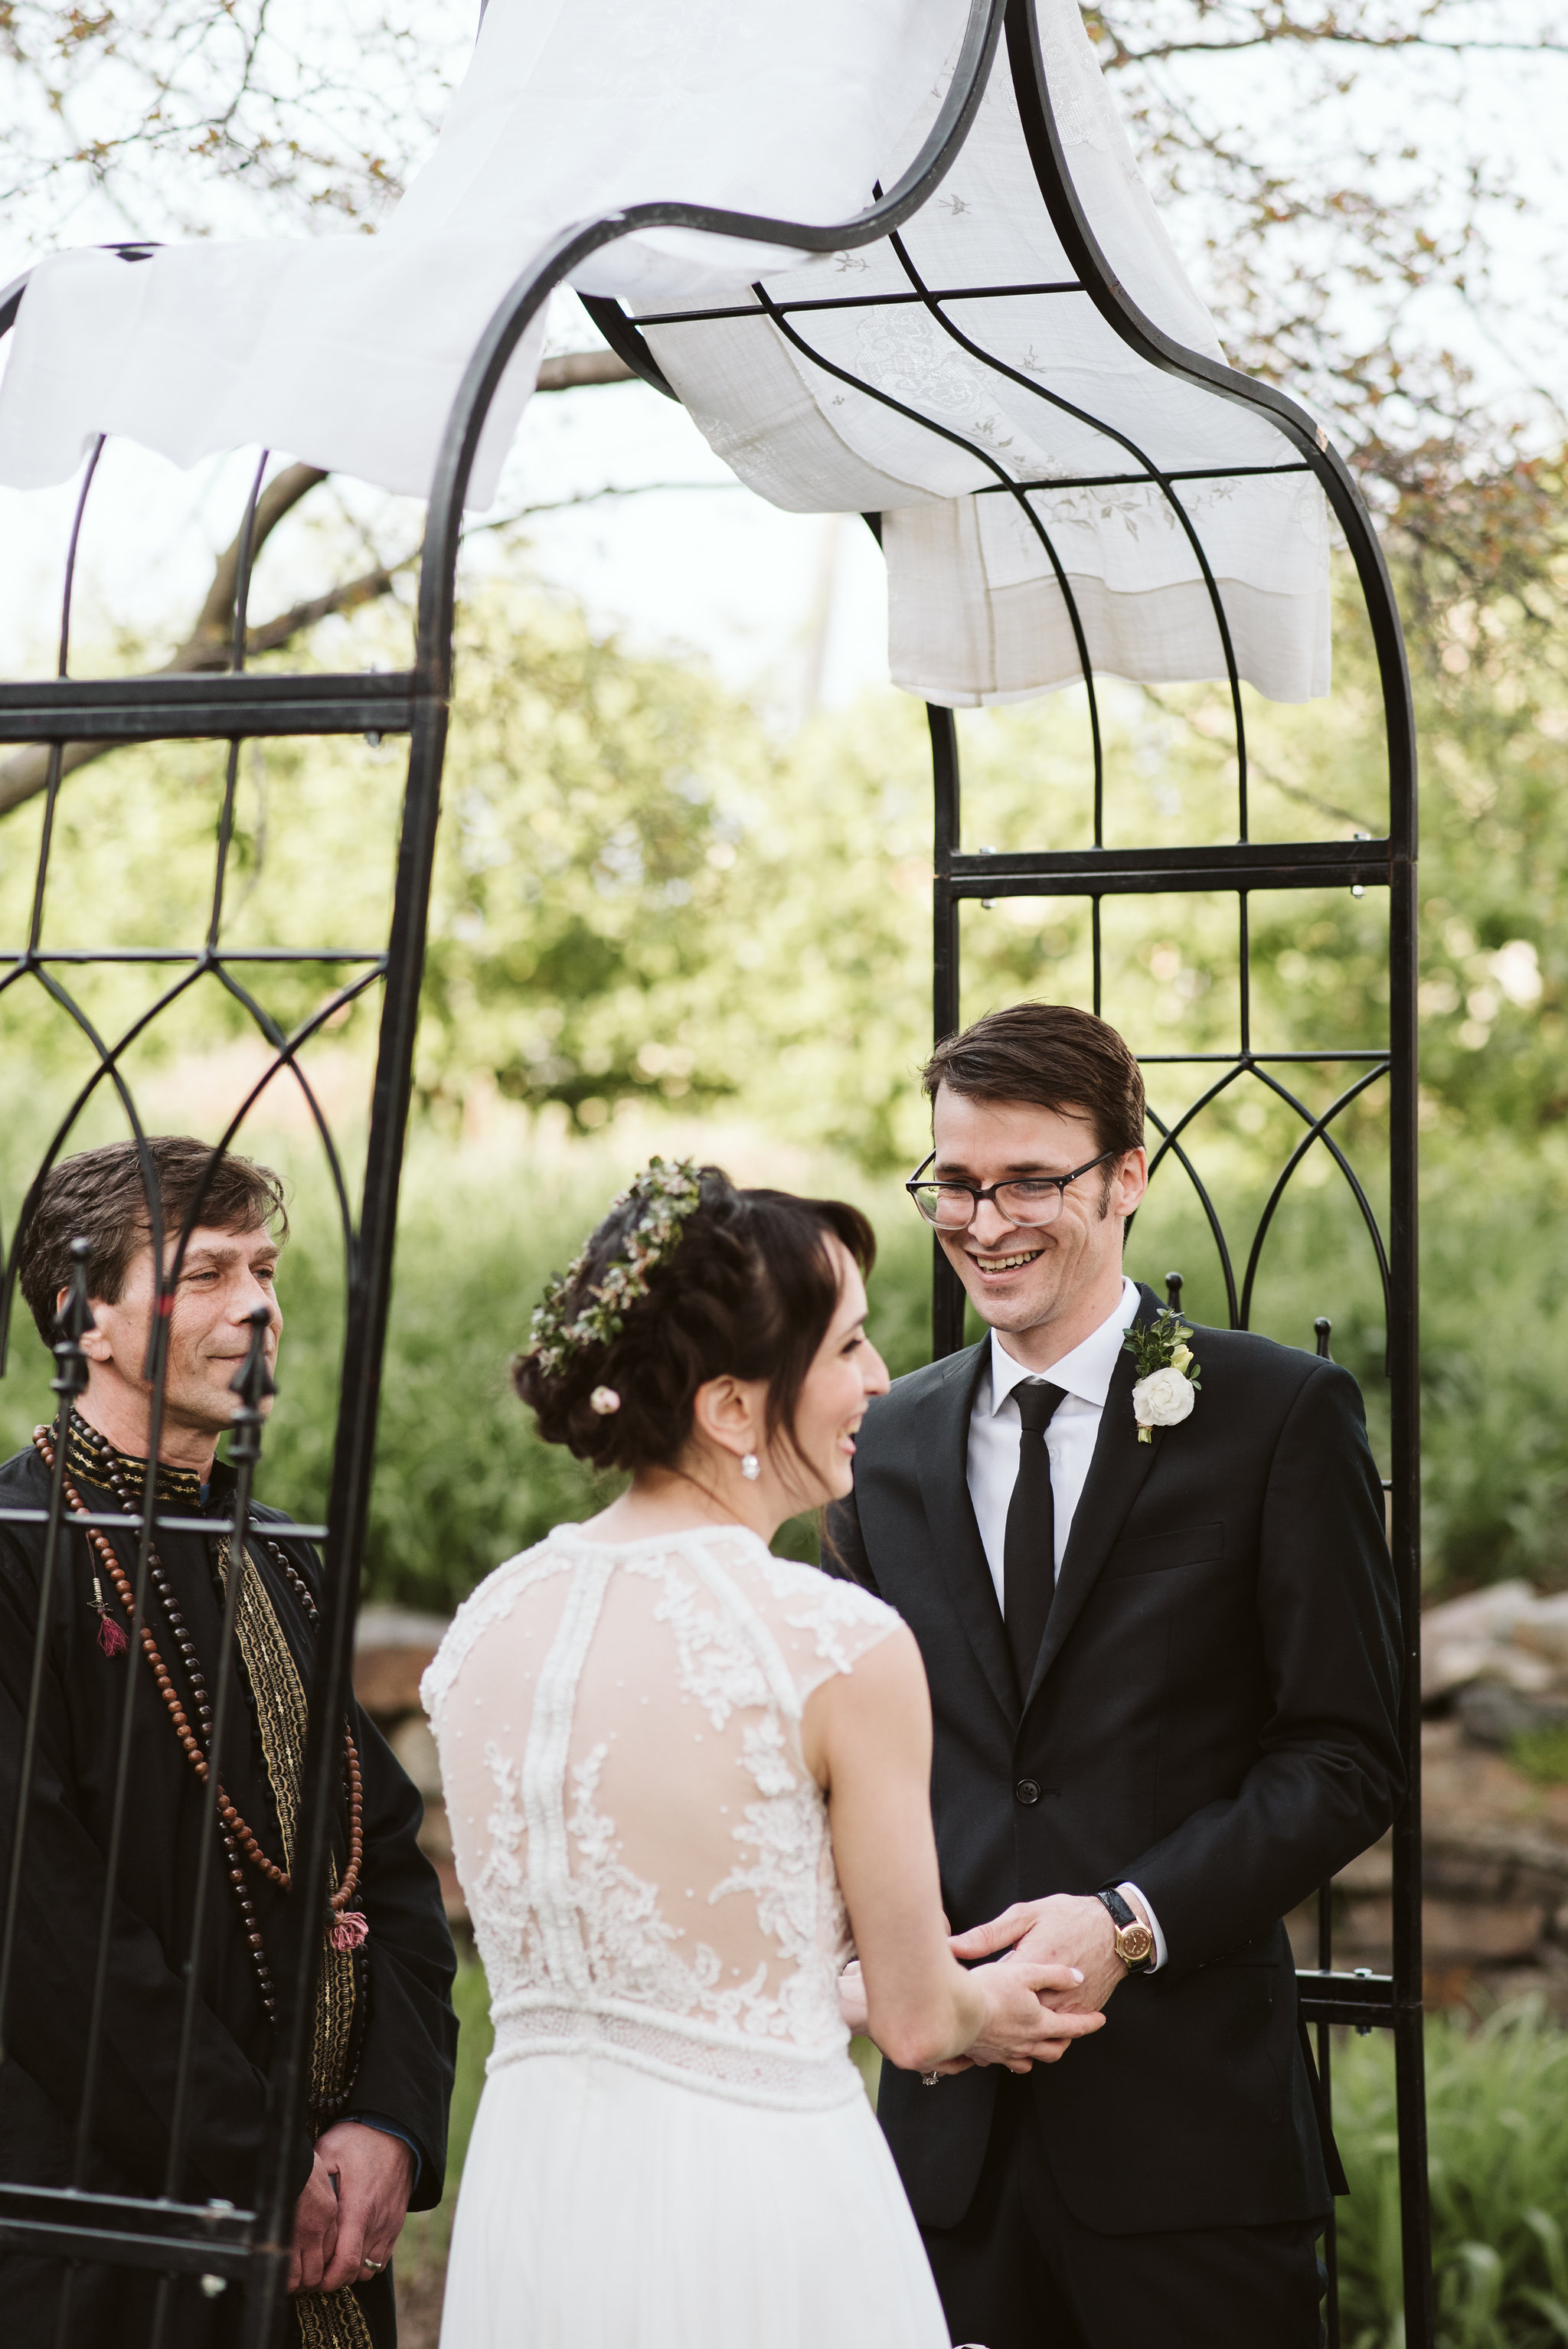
[521, 1157, 704, 1381]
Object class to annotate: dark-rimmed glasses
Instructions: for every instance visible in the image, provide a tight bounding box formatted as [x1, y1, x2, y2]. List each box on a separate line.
[905, 1148, 1119, 1231]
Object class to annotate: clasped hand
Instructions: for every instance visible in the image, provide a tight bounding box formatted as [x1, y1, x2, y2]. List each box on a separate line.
[839, 1948, 1105, 2077]
[840, 1891, 1125, 2076]
[939, 1893, 1129, 2073]
[289, 2120, 416, 2295]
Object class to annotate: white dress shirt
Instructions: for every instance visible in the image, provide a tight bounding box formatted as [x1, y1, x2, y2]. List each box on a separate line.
[965, 1275, 1168, 1969]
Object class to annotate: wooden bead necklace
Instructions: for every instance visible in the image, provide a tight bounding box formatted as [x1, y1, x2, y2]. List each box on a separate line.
[33, 1413, 366, 2027]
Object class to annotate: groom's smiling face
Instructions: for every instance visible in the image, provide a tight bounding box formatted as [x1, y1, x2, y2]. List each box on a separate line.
[929, 1086, 1147, 1346]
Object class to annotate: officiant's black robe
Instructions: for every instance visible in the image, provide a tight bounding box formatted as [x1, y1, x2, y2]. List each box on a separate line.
[0, 1436, 457, 2349]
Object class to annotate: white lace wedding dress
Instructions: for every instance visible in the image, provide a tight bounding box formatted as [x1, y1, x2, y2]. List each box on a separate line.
[421, 1521, 951, 2348]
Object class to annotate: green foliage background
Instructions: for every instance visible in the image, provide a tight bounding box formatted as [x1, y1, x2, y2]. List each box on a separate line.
[5, 557, 1568, 1602]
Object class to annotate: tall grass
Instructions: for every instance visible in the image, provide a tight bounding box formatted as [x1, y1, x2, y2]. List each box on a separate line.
[1336, 2003, 1568, 2347]
[396, 1959, 495, 2295]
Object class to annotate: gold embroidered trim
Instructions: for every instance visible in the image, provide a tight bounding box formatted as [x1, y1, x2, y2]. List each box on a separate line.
[217, 1534, 360, 2109]
[292, 2284, 375, 2349]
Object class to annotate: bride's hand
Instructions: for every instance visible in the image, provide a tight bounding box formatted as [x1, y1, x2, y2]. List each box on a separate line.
[838, 1959, 868, 2034]
[963, 1960, 1105, 2073]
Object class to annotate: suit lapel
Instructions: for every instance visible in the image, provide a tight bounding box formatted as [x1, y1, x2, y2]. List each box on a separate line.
[1021, 1285, 1163, 1717]
[915, 1341, 1021, 1730]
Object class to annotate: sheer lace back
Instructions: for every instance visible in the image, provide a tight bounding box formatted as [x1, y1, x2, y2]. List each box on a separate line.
[423, 1524, 899, 2108]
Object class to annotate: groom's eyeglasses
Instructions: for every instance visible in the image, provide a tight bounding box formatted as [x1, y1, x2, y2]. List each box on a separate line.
[905, 1148, 1119, 1232]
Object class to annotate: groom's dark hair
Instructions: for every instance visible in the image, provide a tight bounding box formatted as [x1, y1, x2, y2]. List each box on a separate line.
[922, 1002, 1145, 1158]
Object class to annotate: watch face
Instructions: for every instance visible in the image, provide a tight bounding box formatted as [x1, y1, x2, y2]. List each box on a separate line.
[1119, 1923, 1155, 1965]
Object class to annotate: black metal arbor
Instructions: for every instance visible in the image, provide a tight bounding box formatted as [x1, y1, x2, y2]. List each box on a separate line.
[0, 1, 1424, 2342]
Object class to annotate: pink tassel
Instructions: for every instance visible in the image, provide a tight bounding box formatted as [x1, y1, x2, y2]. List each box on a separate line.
[97, 1614, 128, 1659]
[330, 1912, 369, 1952]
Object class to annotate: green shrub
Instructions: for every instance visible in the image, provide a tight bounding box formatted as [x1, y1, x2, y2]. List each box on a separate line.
[1508, 1725, 1568, 1787]
[9, 1111, 1568, 1607]
[1335, 2002, 1568, 2347]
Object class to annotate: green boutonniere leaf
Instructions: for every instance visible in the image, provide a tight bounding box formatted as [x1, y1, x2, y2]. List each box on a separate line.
[1122, 1305, 1203, 1391]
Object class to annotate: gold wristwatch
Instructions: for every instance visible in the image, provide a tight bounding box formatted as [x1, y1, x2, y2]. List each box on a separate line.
[1096, 1887, 1155, 1974]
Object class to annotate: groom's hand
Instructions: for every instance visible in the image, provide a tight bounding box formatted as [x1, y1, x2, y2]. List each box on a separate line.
[949, 1894, 1128, 2014]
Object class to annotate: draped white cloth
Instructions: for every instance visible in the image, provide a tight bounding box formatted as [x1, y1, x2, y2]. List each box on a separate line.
[0, 0, 962, 508]
[0, 0, 1329, 704]
[641, 5, 1330, 704]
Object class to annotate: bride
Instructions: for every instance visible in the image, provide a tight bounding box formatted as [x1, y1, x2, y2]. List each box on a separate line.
[423, 1160, 1102, 2347]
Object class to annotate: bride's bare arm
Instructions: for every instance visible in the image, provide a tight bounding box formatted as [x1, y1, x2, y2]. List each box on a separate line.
[802, 1627, 1104, 2075]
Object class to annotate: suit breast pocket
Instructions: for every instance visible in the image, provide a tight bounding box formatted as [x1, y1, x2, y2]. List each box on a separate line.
[1102, 1519, 1224, 1579]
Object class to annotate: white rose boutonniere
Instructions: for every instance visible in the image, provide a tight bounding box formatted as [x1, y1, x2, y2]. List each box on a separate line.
[1122, 1308, 1201, 1444]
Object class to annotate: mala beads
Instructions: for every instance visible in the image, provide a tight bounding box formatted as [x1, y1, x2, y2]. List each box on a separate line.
[32, 1414, 368, 2024]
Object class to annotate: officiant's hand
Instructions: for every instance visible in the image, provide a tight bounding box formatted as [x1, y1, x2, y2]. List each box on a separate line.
[311, 2119, 416, 2294]
[289, 2151, 341, 2294]
[949, 1894, 1129, 2015]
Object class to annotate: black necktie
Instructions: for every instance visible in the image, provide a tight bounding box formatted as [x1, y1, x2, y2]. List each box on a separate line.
[1003, 1378, 1067, 1697]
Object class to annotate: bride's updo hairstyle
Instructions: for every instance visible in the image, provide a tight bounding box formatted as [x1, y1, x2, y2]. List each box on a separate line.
[513, 1164, 874, 1475]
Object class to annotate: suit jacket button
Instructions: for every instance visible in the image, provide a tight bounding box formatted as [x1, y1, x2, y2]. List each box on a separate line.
[1014, 1777, 1041, 1805]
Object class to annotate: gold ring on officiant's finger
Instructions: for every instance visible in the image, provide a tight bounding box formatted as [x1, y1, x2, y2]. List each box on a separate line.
[921, 2071, 939, 2087]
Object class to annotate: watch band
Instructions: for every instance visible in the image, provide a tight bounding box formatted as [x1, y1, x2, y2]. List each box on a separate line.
[1096, 1887, 1155, 1974]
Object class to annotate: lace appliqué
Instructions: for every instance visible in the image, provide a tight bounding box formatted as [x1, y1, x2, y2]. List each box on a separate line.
[420, 1547, 570, 1728]
[712, 1717, 848, 2047]
[567, 1740, 696, 2008]
[748, 1546, 900, 1694]
[427, 1524, 898, 2112]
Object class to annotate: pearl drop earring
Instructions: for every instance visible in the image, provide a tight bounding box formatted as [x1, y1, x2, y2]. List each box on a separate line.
[740, 1452, 760, 1482]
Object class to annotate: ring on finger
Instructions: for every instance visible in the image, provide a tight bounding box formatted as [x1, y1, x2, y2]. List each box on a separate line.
[361, 2258, 384, 2275]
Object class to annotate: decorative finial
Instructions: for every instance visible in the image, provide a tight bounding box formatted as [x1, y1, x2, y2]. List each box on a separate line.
[1165, 1269, 1184, 1313]
[1315, 1315, 1333, 1360]
[227, 1305, 276, 1465]
[51, 1235, 96, 1406]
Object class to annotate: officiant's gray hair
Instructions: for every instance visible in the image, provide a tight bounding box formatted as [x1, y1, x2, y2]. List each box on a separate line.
[19, 1137, 289, 1344]
[922, 1002, 1145, 1159]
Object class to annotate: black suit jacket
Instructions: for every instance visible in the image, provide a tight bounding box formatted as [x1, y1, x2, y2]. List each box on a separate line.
[825, 1282, 1402, 2237]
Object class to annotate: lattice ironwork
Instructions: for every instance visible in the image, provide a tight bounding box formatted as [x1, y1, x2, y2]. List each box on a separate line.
[0, 0, 1428, 2341]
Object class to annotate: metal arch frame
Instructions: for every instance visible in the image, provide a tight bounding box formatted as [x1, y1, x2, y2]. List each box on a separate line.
[0, 5, 1014, 2339]
[923, 12, 1427, 2341]
[0, 0, 1428, 2338]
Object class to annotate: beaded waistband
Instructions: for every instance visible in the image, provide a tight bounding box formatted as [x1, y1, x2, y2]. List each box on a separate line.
[488, 1999, 863, 2112]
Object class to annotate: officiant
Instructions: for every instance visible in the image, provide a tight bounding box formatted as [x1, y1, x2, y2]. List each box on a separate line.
[0, 1136, 457, 2349]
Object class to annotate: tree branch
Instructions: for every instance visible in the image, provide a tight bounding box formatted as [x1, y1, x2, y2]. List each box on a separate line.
[0, 349, 637, 818]
[537, 349, 634, 391]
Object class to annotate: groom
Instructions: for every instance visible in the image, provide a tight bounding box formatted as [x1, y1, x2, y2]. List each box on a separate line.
[827, 1003, 1402, 2349]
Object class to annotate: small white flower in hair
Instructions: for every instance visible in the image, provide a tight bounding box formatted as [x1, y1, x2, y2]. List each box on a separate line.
[589, 1386, 622, 1416]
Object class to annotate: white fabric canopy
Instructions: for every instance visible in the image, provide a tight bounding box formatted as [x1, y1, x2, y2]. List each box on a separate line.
[0, 0, 1328, 706]
[0, 0, 962, 508]
[644, 5, 1329, 704]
